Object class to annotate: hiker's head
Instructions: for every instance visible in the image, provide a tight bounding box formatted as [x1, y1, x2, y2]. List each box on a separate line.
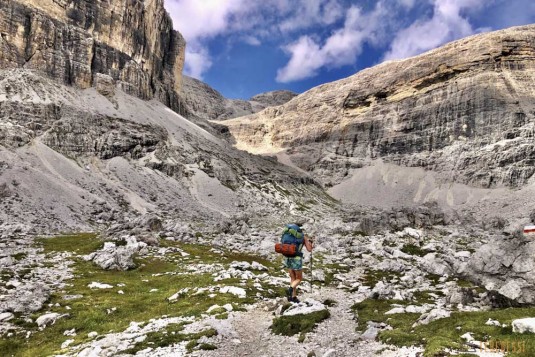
[294, 221, 305, 228]
[293, 217, 314, 230]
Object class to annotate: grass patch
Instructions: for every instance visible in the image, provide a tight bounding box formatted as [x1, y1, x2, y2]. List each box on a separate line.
[455, 278, 486, 294]
[323, 299, 337, 307]
[426, 274, 442, 285]
[198, 343, 217, 350]
[352, 298, 535, 357]
[124, 326, 217, 354]
[160, 241, 277, 270]
[12, 252, 27, 261]
[361, 270, 403, 289]
[36, 233, 103, 255]
[400, 244, 430, 257]
[0, 234, 269, 357]
[270, 310, 330, 337]
[321, 263, 351, 286]
[215, 312, 229, 320]
[412, 290, 442, 304]
[352, 299, 417, 331]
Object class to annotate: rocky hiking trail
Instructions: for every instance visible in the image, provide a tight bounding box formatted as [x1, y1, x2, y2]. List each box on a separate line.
[2, 224, 535, 357]
[198, 287, 414, 357]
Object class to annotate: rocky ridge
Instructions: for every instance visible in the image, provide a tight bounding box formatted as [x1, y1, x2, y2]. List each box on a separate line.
[221, 25, 535, 218]
[181, 75, 297, 121]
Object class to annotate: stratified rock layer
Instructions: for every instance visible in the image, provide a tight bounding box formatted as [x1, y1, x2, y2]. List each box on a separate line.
[0, 69, 324, 232]
[0, 0, 187, 114]
[222, 25, 535, 189]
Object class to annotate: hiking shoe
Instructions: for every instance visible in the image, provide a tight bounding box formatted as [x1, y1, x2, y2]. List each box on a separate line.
[291, 297, 300, 303]
[286, 287, 293, 301]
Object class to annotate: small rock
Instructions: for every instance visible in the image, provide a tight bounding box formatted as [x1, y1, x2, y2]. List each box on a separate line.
[220, 286, 246, 298]
[36, 313, 65, 328]
[251, 261, 268, 271]
[6, 280, 21, 288]
[485, 318, 501, 327]
[0, 312, 14, 322]
[61, 339, 74, 349]
[88, 282, 113, 289]
[413, 308, 451, 327]
[282, 299, 326, 316]
[385, 307, 405, 315]
[322, 348, 336, 357]
[311, 269, 326, 282]
[134, 335, 147, 343]
[88, 331, 98, 339]
[360, 326, 379, 340]
[230, 261, 251, 270]
[460, 332, 474, 341]
[207, 305, 221, 313]
[63, 328, 76, 336]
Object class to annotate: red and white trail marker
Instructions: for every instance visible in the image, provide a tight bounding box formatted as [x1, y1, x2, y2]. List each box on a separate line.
[523, 225, 535, 234]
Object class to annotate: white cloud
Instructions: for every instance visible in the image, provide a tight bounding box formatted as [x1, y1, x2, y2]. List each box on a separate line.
[275, 36, 324, 82]
[184, 46, 212, 79]
[164, 0, 351, 79]
[167, 0, 492, 83]
[384, 0, 487, 61]
[242, 36, 261, 46]
[165, 0, 253, 79]
[398, 0, 416, 9]
[278, 0, 344, 33]
[165, 0, 247, 41]
[276, 4, 387, 82]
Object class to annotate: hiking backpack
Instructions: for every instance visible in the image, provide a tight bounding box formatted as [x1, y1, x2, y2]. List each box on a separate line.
[275, 224, 304, 257]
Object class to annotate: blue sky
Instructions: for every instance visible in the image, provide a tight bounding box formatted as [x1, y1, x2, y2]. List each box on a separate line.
[164, 0, 535, 99]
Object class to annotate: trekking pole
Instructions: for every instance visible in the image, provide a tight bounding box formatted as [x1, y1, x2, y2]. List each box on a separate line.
[310, 235, 317, 295]
[310, 240, 313, 295]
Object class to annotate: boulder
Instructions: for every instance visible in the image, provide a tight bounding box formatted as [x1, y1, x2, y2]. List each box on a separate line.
[413, 308, 451, 327]
[282, 299, 327, 316]
[466, 234, 535, 304]
[84, 237, 147, 271]
[512, 318, 535, 334]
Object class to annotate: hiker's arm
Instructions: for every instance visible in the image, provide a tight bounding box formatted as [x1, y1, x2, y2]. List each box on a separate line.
[304, 236, 313, 252]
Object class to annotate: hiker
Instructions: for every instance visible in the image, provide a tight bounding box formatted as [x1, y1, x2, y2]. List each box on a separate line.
[275, 223, 313, 303]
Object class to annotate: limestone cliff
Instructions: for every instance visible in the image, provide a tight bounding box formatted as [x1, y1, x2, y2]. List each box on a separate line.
[222, 25, 535, 195]
[0, 0, 187, 114]
[181, 75, 297, 121]
[0, 1, 326, 233]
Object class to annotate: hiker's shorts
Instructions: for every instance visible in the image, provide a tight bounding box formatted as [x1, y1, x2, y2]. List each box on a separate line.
[284, 256, 303, 270]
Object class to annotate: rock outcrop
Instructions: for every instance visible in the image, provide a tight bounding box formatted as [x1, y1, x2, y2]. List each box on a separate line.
[466, 230, 535, 304]
[181, 75, 297, 121]
[0, 0, 188, 114]
[0, 69, 324, 232]
[222, 25, 535, 199]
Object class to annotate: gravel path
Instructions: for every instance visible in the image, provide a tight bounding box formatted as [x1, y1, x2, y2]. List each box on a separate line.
[196, 287, 420, 357]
